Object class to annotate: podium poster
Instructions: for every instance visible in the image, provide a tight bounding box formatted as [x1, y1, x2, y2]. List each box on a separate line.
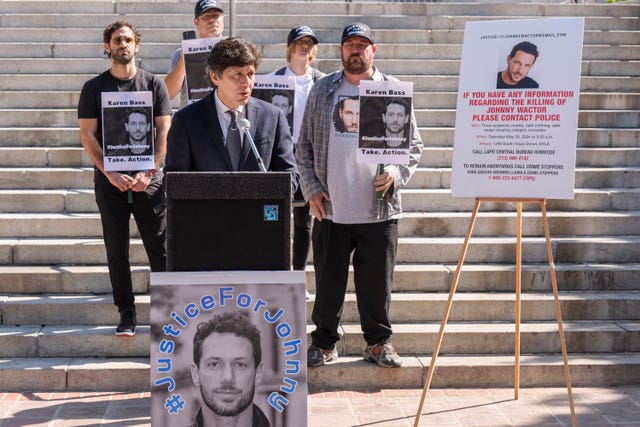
[357, 80, 413, 165]
[253, 75, 296, 135]
[183, 37, 224, 104]
[451, 18, 584, 199]
[100, 91, 154, 171]
[150, 271, 307, 427]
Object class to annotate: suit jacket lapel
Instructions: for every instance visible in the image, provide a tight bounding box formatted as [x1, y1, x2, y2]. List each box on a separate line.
[203, 94, 234, 171]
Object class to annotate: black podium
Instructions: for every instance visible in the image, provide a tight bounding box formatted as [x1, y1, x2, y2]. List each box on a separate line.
[165, 172, 292, 271]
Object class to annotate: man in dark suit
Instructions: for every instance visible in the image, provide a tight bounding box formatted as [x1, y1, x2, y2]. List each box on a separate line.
[165, 37, 298, 189]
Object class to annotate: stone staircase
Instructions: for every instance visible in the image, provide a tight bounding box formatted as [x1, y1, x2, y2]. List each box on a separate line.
[0, 0, 639, 391]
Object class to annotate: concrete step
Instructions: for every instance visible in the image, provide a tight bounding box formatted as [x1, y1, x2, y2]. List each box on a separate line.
[400, 188, 640, 212]
[0, 213, 144, 238]
[0, 189, 95, 213]
[3, 90, 638, 111]
[1, 126, 637, 150]
[308, 353, 640, 390]
[3, 57, 638, 78]
[2, 235, 639, 265]
[3, 188, 638, 215]
[306, 263, 640, 293]
[3, 40, 640, 66]
[0, 321, 635, 359]
[1, 353, 639, 391]
[0, 127, 79, 146]
[2, 107, 638, 129]
[1, 73, 637, 94]
[398, 211, 640, 237]
[407, 167, 640, 190]
[2, 263, 639, 295]
[395, 235, 640, 264]
[2, 1, 638, 20]
[0, 357, 149, 391]
[0, 211, 638, 238]
[0, 294, 150, 325]
[0, 147, 90, 167]
[307, 291, 640, 323]
[1, 146, 638, 170]
[0, 238, 146, 265]
[419, 147, 640, 168]
[2, 291, 639, 325]
[338, 321, 640, 355]
[0, 265, 148, 294]
[0, 325, 149, 357]
[0, 168, 92, 190]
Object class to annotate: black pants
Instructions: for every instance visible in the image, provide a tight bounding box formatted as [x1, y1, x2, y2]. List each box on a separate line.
[310, 218, 398, 349]
[94, 171, 166, 311]
[292, 203, 312, 271]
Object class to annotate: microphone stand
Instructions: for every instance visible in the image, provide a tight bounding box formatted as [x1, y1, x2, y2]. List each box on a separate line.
[238, 119, 267, 172]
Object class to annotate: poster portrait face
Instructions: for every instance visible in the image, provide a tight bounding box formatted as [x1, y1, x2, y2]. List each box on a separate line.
[124, 111, 150, 143]
[382, 102, 409, 136]
[333, 96, 359, 133]
[270, 93, 292, 117]
[504, 49, 536, 85]
[191, 331, 263, 417]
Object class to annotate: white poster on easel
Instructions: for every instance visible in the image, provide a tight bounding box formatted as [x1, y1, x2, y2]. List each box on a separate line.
[451, 18, 584, 199]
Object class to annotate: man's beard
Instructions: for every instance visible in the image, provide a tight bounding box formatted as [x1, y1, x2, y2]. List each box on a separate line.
[200, 382, 255, 417]
[110, 49, 135, 65]
[342, 53, 371, 75]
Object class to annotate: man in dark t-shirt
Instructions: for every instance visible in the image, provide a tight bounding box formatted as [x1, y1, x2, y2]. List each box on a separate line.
[77, 21, 172, 337]
[496, 41, 540, 89]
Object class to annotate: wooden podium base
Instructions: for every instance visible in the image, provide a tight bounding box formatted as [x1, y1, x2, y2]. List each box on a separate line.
[413, 198, 577, 427]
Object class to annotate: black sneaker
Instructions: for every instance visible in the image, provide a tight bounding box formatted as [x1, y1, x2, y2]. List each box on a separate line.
[307, 344, 338, 367]
[116, 307, 137, 337]
[363, 342, 402, 368]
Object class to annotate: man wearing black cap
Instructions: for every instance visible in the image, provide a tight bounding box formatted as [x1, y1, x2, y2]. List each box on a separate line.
[165, 0, 225, 105]
[272, 26, 325, 300]
[295, 23, 423, 368]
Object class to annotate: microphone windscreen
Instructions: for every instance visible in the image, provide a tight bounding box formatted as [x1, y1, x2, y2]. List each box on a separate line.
[238, 118, 251, 133]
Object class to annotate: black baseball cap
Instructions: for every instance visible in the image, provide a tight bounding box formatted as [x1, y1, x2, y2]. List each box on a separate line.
[194, 0, 223, 18]
[341, 22, 374, 45]
[287, 26, 319, 46]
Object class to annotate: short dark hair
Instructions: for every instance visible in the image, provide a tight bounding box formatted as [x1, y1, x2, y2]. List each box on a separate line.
[384, 97, 409, 114]
[192, 311, 262, 368]
[270, 90, 290, 102]
[103, 21, 142, 45]
[206, 38, 262, 77]
[126, 107, 149, 122]
[509, 41, 539, 62]
[332, 95, 358, 132]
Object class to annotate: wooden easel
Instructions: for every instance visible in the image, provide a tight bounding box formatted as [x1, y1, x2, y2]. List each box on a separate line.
[413, 198, 577, 427]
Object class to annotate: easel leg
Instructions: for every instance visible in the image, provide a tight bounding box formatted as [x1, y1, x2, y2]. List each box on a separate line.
[413, 199, 482, 427]
[540, 201, 577, 427]
[515, 202, 523, 400]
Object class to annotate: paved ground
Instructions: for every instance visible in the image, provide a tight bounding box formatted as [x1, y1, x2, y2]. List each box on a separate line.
[1, 386, 639, 426]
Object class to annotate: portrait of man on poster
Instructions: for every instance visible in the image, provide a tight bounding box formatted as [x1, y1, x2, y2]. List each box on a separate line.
[124, 107, 152, 155]
[496, 40, 540, 89]
[188, 310, 271, 427]
[332, 95, 359, 133]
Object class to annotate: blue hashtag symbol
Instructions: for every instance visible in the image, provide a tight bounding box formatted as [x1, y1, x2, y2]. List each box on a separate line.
[164, 394, 185, 414]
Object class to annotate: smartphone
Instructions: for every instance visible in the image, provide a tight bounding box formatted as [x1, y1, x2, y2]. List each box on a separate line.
[182, 30, 196, 40]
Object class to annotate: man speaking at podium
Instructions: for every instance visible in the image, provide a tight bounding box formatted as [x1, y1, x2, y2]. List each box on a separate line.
[164, 37, 298, 189]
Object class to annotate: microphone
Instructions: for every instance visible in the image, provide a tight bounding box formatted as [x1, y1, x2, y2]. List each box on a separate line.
[238, 118, 267, 172]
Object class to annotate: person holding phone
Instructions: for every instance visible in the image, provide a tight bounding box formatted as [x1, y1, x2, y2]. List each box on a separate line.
[165, 0, 225, 106]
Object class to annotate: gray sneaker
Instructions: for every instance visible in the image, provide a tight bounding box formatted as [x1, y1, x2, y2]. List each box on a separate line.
[307, 345, 338, 367]
[363, 342, 402, 368]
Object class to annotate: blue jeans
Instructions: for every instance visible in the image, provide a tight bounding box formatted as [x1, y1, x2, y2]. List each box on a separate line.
[310, 218, 398, 348]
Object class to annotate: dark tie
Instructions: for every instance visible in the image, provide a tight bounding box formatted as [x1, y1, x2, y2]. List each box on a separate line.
[226, 109, 242, 170]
